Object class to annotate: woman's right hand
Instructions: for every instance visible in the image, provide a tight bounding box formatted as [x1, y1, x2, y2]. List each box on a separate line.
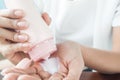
[0, 9, 51, 65]
[0, 9, 31, 64]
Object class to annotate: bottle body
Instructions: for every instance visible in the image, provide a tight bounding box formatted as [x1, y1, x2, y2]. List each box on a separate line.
[4, 0, 57, 61]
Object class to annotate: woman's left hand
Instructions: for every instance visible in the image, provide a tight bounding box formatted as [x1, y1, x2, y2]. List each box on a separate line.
[1, 41, 84, 80]
[49, 41, 84, 80]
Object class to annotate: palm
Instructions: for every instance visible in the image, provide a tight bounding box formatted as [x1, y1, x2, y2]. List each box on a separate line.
[2, 41, 84, 80]
[48, 41, 84, 80]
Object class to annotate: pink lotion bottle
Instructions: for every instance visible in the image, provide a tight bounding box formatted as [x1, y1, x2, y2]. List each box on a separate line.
[4, 0, 58, 74]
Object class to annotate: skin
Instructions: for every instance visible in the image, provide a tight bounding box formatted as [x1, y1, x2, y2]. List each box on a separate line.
[1, 9, 120, 80]
[2, 41, 84, 80]
[0, 9, 50, 64]
[0, 9, 84, 80]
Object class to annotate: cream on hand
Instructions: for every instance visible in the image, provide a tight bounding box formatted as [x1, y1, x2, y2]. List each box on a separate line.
[4, 0, 58, 74]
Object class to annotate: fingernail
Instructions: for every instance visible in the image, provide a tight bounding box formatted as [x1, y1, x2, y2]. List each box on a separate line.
[22, 43, 32, 53]
[18, 35, 28, 41]
[24, 51, 28, 53]
[17, 22, 29, 28]
[22, 43, 30, 47]
[14, 10, 23, 16]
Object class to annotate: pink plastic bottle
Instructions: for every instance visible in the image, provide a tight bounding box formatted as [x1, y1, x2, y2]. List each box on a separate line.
[4, 0, 57, 62]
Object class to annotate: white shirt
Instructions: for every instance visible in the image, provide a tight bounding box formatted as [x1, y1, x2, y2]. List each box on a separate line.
[33, 0, 120, 73]
[40, 0, 97, 47]
[46, 0, 120, 72]
[35, 0, 120, 50]
[51, 0, 97, 47]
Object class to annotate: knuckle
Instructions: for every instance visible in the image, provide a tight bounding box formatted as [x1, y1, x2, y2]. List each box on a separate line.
[13, 33, 17, 41]
[15, 45, 21, 51]
[0, 9, 14, 17]
[11, 19, 19, 29]
[7, 19, 15, 28]
[12, 43, 22, 52]
[12, 34, 17, 42]
[13, 19, 28, 30]
[0, 28, 3, 37]
[1, 46, 11, 58]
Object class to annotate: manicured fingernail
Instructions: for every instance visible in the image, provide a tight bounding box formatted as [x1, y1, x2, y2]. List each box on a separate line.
[17, 22, 29, 28]
[14, 10, 23, 16]
[22, 43, 33, 53]
[23, 43, 33, 49]
[24, 51, 28, 53]
[22, 43, 30, 47]
[18, 35, 28, 41]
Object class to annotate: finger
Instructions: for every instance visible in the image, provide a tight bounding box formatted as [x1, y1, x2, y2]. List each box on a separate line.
[1, 68, 26, 76]
[0, 17, 29, 30]
[2, 73, 20, 80]
[25, 64, 51, 80]
[63, 58, 83, 80]
[49, 61, 67, 80]
[2, 43, 32, 58]
[34, 63, 51, 79]
[1, 67, 36, 76]
[30, 74, 41, 79]
[1, 58, 35, 76]
[42, 12, 51, 25]
[8, 43, 32, 54]
[0, 9, 25, 18]
[49, 72, 63, 80]
[18, 75, 41, 80]
[16, 58, 33, 69]
[0, 28, 29, 42]
[38, 71, 51, 80]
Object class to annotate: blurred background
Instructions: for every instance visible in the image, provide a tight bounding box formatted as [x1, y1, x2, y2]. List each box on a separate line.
[0, 0, 5, 9]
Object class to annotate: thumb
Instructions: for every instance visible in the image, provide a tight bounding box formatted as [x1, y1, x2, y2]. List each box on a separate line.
[49, 61, 68, 80]
[15, 58, 36, 74]
[63, 58, 84, 80]
[1, 43, 32, 63]
[1, 58, 35, 76]
[42, 12, 51, 25]
[16, 58, 33, 69]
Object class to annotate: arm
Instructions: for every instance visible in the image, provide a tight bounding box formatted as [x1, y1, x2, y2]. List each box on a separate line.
[81, 27, 120, 74]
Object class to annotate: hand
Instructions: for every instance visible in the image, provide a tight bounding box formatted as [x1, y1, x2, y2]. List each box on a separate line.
[1, 58, 51, 80]
[0, 9, 51, 64]
[2, 41, 85, 80]
[49, 41, 84, 80]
